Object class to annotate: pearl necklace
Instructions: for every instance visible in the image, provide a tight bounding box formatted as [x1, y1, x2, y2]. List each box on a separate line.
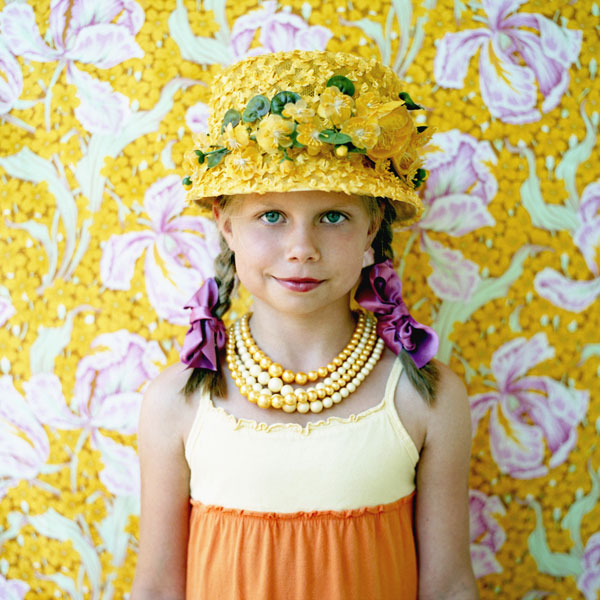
[226, 311, 385, 414]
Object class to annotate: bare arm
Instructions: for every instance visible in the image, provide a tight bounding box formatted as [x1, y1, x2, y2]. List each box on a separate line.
[415, 362, 479, 600]
[131, 366, 192, 600]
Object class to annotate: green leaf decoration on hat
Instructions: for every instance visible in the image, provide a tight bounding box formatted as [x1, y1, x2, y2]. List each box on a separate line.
[194, 149, 205, 164]
[289, 123, 305, 148]
[412, 168, 428, 189]
[318, 129, 352, 145]
[326, 75, 355, 97]
[347, 143, 367, 155]
[242, 95, 271, 122]
[221, 109, 242, 132]
[182, 176, 192, 186]
[206, 147, 230, 168]
[399, 92, 423, 111]
[271, 91, 301, 115]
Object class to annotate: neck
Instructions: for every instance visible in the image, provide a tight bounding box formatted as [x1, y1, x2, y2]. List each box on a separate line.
[247, 298, 357, 373]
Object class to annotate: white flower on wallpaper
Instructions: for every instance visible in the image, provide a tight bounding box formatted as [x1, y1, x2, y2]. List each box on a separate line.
[0, 38, 23, 117]
[415, 130, 497, 303]
[534, 178, 600, 311]
[0, 0, 145, 133]
[469, 489, 506, 578]
[533, 268, 600, 313]
[230, 0, 333, 58]
[169, 0, 333, 66]
[100, 175, 221, 325]
[573, 181, 600, 277]
[579, 532, 600, 600]
[185, 102, 211, 134]
[0, 575, 28, 600]
[434, 0, 582, 124]
[470, 333, 589, 479]
[12, 331, 164, 496]
[0, 376, 51, 499]
[509, 138, 600, 312]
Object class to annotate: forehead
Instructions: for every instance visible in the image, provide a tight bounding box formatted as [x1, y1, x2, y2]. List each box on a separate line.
[228, 190, 366, 212]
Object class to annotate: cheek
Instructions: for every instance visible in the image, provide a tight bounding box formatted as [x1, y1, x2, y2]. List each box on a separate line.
[328, 231, 368, 264]
[231, 226, 271, 255]
[231, 228, 278, 273]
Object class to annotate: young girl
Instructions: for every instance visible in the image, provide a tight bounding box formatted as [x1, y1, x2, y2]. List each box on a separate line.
[131, 50, 478, 600]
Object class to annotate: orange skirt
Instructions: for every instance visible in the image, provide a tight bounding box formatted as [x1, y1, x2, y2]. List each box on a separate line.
[186, 492, 417, 600]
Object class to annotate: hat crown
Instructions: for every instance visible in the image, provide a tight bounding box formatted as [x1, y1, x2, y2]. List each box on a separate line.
[207, 50, 403, 138]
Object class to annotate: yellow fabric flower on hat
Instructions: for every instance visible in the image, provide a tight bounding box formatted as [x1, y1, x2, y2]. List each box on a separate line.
[192, 132, 212, 152]
[340, 117, 380, 150]
[392, 146, 421, 184]
[355, 91, 380, 117]
[296, 116, 325, 152]
[368, 103, 414, 159]
[256, 114, 295, 154]
[230, 146, 262, 180]
[317, 86, 354, 126]
[282, 98, 315, 123]
[415, 126, 434, 148]
[219, 123, 250, 150]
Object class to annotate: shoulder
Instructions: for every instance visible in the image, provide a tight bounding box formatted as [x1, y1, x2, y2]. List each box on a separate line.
[144, 361, 191, 402]
[139, 362, 195, 447]
[391, 355, 470, 452]
[427, 359, 471, 440]
[432, 358, 470, 418]
[431, 359, 469, 408]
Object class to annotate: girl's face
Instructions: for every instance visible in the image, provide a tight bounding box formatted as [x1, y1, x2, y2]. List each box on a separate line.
[215, 191, 379, 318]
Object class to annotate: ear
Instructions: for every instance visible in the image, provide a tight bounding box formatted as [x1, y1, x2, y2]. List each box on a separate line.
[213, 200, 234, 249]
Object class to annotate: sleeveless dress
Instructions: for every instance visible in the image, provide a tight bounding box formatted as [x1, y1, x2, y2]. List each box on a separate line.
[184, 357, 420, 600]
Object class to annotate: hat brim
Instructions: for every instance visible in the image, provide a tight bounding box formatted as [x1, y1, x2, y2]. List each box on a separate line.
[186, 152, 423, 225]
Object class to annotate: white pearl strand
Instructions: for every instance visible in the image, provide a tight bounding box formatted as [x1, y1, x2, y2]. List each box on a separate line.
[226, 312, 385, 414]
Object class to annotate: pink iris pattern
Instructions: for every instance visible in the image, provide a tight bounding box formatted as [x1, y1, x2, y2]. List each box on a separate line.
[100, 175, 221, 325]
[230, 0, 332, 58]
[469, 490, 506, 578]
[470, 333, 588, 479]
[434, 0, 582, 124]
[0, 0, 144, 133]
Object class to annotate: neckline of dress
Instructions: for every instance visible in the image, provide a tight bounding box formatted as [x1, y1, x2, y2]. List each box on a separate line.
[206, 394, 388, 436]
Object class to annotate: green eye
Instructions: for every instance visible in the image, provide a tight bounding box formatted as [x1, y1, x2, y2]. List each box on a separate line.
[323, 211, 345, 224]
[262, 211, 281, 224]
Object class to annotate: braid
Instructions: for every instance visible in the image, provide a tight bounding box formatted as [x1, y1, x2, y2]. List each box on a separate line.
[181, 232, 236, 398]
[366, 197, 440, 406]
[371, 198, 396, 263]
[213, 235, 236, 319]
[398, 350, 439, 406]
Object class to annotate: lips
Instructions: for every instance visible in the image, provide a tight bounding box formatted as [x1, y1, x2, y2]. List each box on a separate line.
[281, 278, 322, 283]
[274, 276, 324, 292]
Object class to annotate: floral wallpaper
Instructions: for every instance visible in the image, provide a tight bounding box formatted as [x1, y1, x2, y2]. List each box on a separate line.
[0, 0, 598, 598]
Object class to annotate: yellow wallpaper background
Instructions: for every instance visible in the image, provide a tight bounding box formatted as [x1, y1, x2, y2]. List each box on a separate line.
[0, 0, 599, 598]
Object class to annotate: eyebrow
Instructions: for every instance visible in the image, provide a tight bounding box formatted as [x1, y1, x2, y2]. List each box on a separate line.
[249, 200, 360, 212]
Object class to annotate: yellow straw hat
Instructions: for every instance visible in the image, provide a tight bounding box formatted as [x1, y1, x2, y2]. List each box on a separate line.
[182, 49, 432, 224]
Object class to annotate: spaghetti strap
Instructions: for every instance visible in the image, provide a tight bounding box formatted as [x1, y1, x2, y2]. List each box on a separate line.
[184, 388, 211, 462]
[382, 357, 419, 464]
[382, 356, 404, 408]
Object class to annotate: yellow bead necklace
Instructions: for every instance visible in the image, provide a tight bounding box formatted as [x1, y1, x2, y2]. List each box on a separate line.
[226, 311, 384, 414]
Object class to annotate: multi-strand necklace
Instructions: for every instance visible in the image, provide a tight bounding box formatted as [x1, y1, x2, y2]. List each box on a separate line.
[225, 311, 385, 414]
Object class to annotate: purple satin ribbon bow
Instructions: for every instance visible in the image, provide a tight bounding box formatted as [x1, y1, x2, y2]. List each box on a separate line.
[355, 259, 438, 368]
[180, 278, 226, 371]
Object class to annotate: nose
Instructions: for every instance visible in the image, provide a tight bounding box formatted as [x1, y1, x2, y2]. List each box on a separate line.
[284, 222, 320, 263]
